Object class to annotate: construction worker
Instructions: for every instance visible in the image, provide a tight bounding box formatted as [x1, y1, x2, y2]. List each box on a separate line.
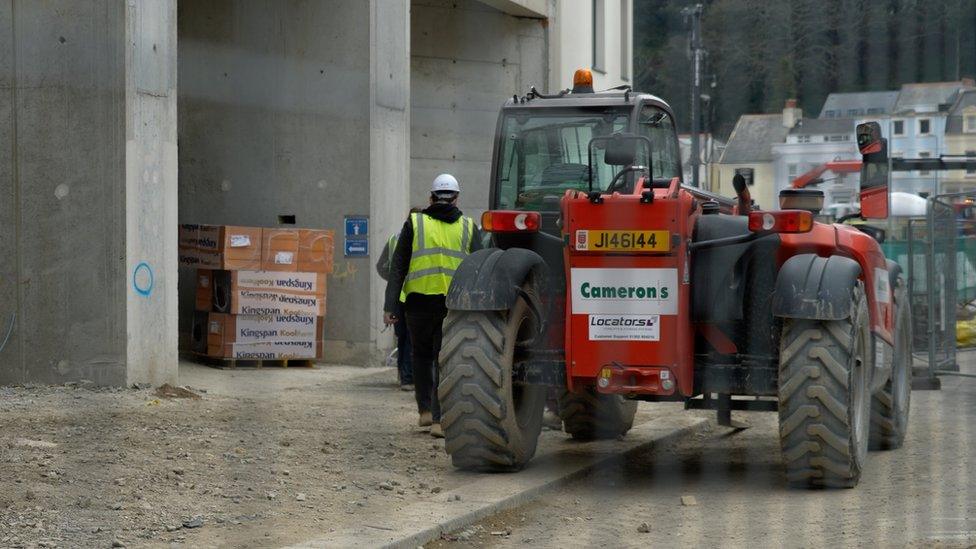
[376, 208, 422, 391]
[383, 174, 481, 438]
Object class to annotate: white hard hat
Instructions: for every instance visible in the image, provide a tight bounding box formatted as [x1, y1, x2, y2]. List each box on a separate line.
[431, 174, 460, 194]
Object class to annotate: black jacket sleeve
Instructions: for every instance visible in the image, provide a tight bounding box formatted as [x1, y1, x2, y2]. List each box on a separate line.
[383, 219, 414, 313]
[470, 225, 485, 252]
[375, 236, 391, 281]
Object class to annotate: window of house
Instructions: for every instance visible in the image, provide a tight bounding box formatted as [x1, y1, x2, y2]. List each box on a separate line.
[846, 108, 862, 116]
[918, 118, 931, 135]
[833, 190, 853, 203]
[867, 107, 883, 115]
[788, 164, 799, 183]
[919, 151, 931, 176]
[592, 0, 606, 73]
[967, 150, 976, 176]
[893, 120, 905, 135]
[965, 115, 976, 133]
[823, 110, 837, 118]
[827, 134, 849, 142]
[619, 0, 629, 80]
[797, 135, 811, 143]
[734, 167, 755, 186]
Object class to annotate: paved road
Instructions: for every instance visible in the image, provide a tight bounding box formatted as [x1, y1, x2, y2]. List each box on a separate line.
[432, 352, 976, 548]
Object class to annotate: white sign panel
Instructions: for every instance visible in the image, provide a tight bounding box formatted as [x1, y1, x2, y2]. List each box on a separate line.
[874, 267, 891, 304]
[571, 268, 678, 315]
[588, 314, 660, 341]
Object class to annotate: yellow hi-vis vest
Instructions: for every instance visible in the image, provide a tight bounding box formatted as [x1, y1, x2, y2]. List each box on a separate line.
[401, 212, 474, 299]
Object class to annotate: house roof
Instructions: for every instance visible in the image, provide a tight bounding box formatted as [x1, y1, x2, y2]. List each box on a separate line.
[719, 114, 789, 164]
[894, 81, 972, 113]
[790, 117, 856, 135]
[946, 90, 976, 133]
[819, 91, 898, 118]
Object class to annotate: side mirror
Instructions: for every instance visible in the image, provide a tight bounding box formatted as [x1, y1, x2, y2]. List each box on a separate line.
[586, 133, 653, 192]
[857, 121, 889, 219]
[603, 133, 638, 166]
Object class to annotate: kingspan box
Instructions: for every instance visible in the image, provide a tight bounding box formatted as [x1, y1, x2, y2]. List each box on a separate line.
[214, 289, 325, 317]
[214, 270, 326, 296]
[178, 225, 263, 270]
[206, 312, 322, 345]
[207, 340, 323, 360]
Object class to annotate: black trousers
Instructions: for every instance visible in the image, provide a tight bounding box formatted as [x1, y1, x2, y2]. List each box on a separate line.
[405, 296, 447, 422]
[392, 302, 413, 385]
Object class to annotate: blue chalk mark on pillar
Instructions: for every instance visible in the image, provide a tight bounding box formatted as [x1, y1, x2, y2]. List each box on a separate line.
[133, 262, 154, 297]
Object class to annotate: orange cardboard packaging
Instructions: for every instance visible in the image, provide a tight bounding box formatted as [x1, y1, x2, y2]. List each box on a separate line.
[261, 229, 300, 272]
[297, 229, 335, 274]
[206, 312, 322, 345]
[207, 340, 323, 360]
[194, 269, 213, 311]
[179, 224, 262, 270]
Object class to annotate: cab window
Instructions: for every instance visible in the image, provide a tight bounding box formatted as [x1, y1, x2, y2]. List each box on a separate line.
[637, 105, 681, 182]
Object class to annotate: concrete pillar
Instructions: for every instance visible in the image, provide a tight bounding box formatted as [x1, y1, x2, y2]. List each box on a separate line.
[0, 0, 177, 386]
[124, 0, 179, 387]
[369, 0, 411, 360]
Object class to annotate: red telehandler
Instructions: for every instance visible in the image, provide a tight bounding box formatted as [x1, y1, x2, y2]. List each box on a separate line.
[437, 70, 911, 488]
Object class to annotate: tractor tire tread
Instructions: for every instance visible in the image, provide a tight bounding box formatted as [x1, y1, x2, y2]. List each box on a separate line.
[778, 287, 868, 489]
[557, 388, 638, 441]
[869, 280, 912, 451]
[438, 307, 544, 472]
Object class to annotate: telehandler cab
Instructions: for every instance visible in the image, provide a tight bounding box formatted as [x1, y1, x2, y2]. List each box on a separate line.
[438, 70, 911, 488]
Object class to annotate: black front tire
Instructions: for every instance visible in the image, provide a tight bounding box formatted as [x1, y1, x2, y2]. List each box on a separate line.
[438, 296, 547, 472]
[557, 388, 638, 441]
[870, 278, 912, 450]
[778, 286, 871, 488]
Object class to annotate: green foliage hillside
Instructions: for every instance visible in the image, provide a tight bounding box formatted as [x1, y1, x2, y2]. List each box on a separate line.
[635, 0, 976, 137]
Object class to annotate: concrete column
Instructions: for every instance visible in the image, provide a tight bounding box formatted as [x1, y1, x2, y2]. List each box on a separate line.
[0, 0, 177, 386]
[369, 0, 411, 360]
[124, 0, 179, 386]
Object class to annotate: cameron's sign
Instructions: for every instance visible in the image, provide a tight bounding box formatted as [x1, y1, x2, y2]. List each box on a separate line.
[570, 268, 677, 315]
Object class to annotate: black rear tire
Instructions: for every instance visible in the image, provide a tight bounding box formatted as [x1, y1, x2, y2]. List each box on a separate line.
[557, 387, 638, 440]
[438, 296, 547, 472]
[778, 286, 871, 488]
[870, 278, 912, 450]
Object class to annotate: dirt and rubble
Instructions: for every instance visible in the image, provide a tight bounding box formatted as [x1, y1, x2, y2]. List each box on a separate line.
[0, 361, 673, 548]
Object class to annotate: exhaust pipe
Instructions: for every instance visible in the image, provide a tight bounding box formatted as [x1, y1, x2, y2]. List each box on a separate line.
[732, 173, 752, 215]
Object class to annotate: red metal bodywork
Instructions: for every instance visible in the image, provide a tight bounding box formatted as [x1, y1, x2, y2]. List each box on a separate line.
[561, 178, 695, 397]
[558, 176, 893, 398]
[779, 224, 893, 344]
[791, 160, 862, 189]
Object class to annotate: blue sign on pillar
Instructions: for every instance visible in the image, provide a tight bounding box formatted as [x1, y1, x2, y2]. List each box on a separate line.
[344, 238, 369, 257]
[344, 215, 369, 257]
[345, 216, 369, 238]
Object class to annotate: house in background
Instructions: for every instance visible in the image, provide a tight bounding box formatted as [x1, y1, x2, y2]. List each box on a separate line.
[678, 133, 725, 191]
[715, 101, 798, 209]
[882, 81, 974, 195]
[820, 90, 899, 119]
[942, 89, 976, 194]
[723, 81, 976, 214]
[772, 117, 859, 207]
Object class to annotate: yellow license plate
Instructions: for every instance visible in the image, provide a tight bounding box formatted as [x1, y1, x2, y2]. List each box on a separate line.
[574, 230, 671, 252]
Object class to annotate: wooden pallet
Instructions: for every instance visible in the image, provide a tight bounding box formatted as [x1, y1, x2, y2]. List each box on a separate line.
[188, 352, 316, 370]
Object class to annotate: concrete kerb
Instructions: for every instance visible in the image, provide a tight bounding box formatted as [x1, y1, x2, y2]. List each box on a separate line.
[290, 415, 708, 548]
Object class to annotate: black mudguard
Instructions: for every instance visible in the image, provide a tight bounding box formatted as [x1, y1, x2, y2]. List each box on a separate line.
[772, 254, 862, 320]
[886, 259, 902, 291]
[446, 248, 548, 311]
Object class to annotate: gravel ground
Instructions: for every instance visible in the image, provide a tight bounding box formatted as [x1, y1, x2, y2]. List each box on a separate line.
[431, 352, 976, 548]
[0, 360, 671, 548]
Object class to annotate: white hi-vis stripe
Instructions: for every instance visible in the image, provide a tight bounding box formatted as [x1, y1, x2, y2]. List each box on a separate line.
[404, 266, 456, 282]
